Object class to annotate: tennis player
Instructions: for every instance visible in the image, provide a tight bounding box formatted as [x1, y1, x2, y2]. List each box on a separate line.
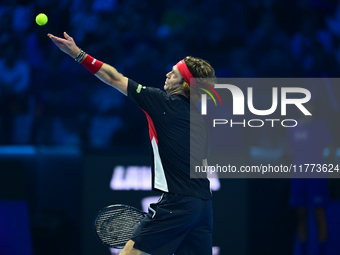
[48, 32, 214, 255]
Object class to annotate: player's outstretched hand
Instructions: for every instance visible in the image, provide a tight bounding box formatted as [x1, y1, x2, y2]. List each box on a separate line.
[47, 32, 80, 59]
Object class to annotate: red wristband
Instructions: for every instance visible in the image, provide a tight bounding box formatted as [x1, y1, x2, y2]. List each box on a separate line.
[81, 54, 103, 74]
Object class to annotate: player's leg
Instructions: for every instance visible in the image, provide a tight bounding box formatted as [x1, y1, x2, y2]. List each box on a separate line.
[175, 224, 212, 255]
[175, 199, 213, 255]
[119, 240, 150, 255]
[130, 193, 203, 255]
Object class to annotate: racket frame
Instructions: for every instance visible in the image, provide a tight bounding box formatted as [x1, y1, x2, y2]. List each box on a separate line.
[93, 204, 147, 249]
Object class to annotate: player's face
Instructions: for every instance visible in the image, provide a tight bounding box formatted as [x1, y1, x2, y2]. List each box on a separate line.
[164, 65, 183, 93]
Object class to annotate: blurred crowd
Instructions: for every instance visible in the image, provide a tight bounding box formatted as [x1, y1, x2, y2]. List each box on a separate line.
[0, 0, 339, 148]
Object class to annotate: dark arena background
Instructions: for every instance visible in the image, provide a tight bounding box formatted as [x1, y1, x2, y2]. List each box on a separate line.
[1, 0, 340, 255]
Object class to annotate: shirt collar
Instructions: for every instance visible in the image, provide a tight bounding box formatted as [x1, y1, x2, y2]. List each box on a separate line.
[176, 94, 190, 104]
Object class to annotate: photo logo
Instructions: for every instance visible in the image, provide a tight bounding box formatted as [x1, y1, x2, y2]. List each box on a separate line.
[190, 78, 339, 180]
[199, 81, 312, 128]
[201, 84, 311, 116]
[199, 83, 222, 107]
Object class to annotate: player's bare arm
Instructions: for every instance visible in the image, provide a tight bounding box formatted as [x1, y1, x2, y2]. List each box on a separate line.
[94, 62, 128, 95]
[47, 32, 128, 95]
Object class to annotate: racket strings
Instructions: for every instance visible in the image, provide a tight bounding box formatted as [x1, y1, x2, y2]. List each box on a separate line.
[95, 207, 145, 248]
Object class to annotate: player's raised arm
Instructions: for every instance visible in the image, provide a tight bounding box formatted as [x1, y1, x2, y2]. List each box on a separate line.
[47, 32, 128, 95]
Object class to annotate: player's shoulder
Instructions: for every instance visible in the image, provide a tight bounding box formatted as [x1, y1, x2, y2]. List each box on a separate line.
[131, 80, 184, 102]
[129, 79, 163, 94]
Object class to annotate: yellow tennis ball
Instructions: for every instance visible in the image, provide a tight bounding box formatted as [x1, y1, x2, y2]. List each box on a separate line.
[36, 13, 48, 26]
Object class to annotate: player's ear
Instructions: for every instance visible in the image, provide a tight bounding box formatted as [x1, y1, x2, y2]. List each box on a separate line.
[183, 81, 190, 91]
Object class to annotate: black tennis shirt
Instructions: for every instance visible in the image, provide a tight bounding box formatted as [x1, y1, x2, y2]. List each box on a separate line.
[127, 79, 211, 200]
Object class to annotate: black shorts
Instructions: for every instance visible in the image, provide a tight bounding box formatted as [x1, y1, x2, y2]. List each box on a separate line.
[131, 193, 213, 255]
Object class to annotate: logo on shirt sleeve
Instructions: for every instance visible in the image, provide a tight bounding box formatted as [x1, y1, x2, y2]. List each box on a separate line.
[136, 84, 146, 93]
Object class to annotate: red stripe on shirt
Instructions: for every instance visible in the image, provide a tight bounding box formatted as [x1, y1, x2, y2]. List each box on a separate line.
[141, 109, 158, 145]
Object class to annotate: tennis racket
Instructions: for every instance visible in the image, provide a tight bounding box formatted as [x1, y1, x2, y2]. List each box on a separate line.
[93, 204, 147, 249]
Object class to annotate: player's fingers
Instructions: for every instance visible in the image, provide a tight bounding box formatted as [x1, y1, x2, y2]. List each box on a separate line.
[50, 37, 66, 49]
[52, 37, 68, 47]
[50, 40, 61, 48]
[48, 34, 61, 42]
[64, 32, 73, 41]
[47, 34, 57, 42]
[49, 36, 60, 44]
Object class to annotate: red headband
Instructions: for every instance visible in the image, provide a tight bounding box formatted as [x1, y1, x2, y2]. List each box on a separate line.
[176, 59, 223, 106]
[176, 59, 197, 88]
